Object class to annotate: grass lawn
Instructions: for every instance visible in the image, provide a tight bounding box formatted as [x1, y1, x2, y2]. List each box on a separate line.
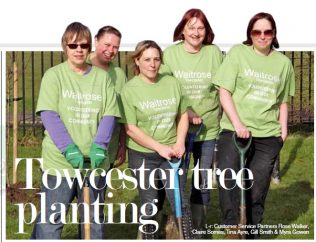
[5, 130, 314, 239]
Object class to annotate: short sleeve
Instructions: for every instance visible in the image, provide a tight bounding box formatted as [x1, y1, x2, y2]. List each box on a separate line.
[279, 62, 295, 103]
[120, 87, 137, 125]
[213, 46, 239, 93]
[36, 69, 60, 114]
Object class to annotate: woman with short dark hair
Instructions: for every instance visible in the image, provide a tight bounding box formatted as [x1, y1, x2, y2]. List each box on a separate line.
[214, 12, 295, 239]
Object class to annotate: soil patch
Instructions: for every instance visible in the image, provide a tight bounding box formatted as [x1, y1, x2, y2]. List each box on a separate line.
[6, 182, 40, 206]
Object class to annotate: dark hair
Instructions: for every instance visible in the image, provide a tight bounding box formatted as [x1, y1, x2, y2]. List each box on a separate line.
[243, 12, 279, 48]
[173, 8, 214, 45]
[95, 25, 122, 40]
[61, 22, 92, 53]
[130, 40, 163, 75]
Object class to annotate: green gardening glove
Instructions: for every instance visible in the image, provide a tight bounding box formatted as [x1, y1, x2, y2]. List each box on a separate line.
[89, 143, 108, 169]
[63, 143, 84, 169]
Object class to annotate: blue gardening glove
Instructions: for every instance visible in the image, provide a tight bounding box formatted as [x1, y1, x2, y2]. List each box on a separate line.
[63, 143, 84, 169]
[89, 143, 108, 169]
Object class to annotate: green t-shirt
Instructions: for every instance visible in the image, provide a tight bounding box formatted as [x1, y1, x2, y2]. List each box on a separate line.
[120, 74, 187, 153]
[36, 61, 120, 176]
[213, 44, 295, 137]
[103, 62, 127, 164]
[161, 42, 223, 141]
[86, 56, 127, 164]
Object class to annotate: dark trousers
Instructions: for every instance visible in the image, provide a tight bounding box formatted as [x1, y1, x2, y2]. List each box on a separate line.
[191, 140, 216, 205]
[128, 148, 189, 220]
[271, 155, 280, 179]
[217, 130, 283, 236]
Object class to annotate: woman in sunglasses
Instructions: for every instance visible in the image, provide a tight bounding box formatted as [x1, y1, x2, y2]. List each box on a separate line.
[31, 22, 120, 239]
[160, 8, 223, 235]
[120, 40, 191, 239]
[213, 12, 295, 239]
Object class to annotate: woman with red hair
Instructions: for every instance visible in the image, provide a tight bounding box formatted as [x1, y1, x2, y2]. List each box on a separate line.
[161, 8, 223, 235]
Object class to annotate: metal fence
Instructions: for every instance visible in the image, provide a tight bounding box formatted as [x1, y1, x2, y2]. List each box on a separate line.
[6, 51, 314, 136]
[282, 51, 314, 125]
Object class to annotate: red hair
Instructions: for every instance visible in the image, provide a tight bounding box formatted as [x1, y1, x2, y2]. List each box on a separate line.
[173, 8, 215, 45]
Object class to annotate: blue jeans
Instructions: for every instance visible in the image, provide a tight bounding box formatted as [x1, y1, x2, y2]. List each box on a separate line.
[31, 174, 106, 239]
[190, 139, 216, 205]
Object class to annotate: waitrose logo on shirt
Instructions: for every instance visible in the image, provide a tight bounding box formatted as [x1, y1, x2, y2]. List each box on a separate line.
[62, 90, 102, 101]
[174, 70, 212, 79]
[244, 69, 280, 83]
[139, 98, 176, 110]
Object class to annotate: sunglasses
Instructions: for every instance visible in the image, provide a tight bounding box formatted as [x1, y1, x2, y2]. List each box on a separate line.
[250, 29, 274, 38]
[67, 43, 90, 49]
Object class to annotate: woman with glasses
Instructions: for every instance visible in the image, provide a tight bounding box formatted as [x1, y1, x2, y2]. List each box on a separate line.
[160, 8, 223, 234]
[31, 22, 120, 239]
[213, 12, 295, 239]
[120, 40, 191, 239]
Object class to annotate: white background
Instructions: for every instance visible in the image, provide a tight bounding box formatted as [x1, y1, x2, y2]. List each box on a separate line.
[0, 0, 316, 51]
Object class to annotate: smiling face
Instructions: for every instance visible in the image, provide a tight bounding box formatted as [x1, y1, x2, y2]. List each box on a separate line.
[66, 35, 90, 69]
[95, 33, 121, 65]
[250, 18, 274, 54]
[182, 17, 206, 53]
[135, 47, 161, 83]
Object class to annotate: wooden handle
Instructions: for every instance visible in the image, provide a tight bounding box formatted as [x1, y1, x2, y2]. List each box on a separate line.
[83, 186, 90, 239]
[240, 205, 247, 239]
[12, 62, 18, 184]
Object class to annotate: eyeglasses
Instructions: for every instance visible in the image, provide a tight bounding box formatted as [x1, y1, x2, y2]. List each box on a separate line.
[250, 29, 274, 39]
[67, 43, 90, 49]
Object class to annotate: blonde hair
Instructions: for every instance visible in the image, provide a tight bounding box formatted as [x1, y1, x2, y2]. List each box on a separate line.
[130, 40, 163, 75]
